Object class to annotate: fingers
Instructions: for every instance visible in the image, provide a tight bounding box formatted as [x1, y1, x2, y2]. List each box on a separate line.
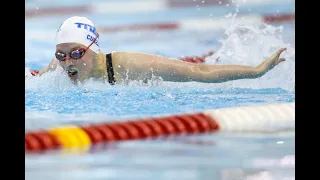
[274, 48, 287, 64]
[268, 47, 287, 62]
[275, 58, 286, 65]
[275, 47, 287, 56]
[30, 70, 39, 76]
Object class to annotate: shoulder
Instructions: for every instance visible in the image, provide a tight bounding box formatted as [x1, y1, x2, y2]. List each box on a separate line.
[108, 51, 127, 60]
[106, 51, 117, 55]
[105, 51, 118, 59]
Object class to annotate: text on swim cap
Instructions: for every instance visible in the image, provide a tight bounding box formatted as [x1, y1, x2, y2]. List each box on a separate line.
[87, 35, 99, 47]
[74, 22, 98, 36]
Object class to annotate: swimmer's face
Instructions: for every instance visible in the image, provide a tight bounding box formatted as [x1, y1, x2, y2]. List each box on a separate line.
[56, 43, 95, 82]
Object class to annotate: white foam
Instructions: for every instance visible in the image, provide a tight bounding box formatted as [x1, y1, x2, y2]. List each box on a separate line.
[205, 22, 295, 91]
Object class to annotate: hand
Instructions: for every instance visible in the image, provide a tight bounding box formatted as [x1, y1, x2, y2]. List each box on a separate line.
[30, 70, 39, 76]
[180, 50, 214, 63]
[271, 47, 286, 66]
[258, 47, 287, 74]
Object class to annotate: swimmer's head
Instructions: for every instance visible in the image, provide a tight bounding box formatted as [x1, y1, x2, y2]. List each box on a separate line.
[55, 16, 100, 53]
[55, 16, 101, 83]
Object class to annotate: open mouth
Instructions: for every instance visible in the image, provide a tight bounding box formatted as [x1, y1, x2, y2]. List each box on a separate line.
[67, 69, 78, 76]
[66, 65, 78, 77]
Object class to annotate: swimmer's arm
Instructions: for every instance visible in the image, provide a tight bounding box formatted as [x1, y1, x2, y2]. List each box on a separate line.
[38, 58, 59, 76]
[177, 51, 214, 63]
[112, 48, 286, 83]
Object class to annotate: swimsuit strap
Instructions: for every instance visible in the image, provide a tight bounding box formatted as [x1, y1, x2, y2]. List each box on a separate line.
[106, 53, 116, 85]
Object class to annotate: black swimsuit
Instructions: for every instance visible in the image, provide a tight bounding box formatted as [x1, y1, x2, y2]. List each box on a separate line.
[106, 53, 116, 85]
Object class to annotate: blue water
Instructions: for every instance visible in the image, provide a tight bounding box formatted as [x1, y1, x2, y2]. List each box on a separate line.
[25, 87, 293, 115]
[25, 1, 295, 180]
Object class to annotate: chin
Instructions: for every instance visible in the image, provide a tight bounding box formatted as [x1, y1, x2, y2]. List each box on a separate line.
[67, 70, 91, 83]
[68, 76, 79, 84]
[67, 73, 80, 83]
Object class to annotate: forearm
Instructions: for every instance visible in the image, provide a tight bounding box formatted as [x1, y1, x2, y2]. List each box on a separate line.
[38, 58, 58, 76]
[178, 49, 285, 83]
[38, 67, 49, 76]
[194, 65, 262, 83]
[162, 64, 263, 83]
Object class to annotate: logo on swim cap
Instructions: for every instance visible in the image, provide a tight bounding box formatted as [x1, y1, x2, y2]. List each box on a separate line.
[55, 16, 100, 53]
[74, 22, 98, 36]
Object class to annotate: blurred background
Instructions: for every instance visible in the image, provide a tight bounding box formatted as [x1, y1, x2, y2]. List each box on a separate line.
[25, 0, 295, 70]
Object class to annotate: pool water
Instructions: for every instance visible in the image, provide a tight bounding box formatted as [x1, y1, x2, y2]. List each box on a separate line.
[25, 1, 295, 179]
[25, 132, 295, 180]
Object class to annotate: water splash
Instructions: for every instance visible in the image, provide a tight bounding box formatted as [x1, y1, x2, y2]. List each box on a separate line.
[25, 67, 76, 90]
[205, 22, 295, 91]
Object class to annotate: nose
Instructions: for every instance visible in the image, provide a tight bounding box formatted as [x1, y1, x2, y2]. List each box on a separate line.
[65, 56, 74, 66]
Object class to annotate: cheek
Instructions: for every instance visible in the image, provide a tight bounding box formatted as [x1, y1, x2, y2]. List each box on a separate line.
[59, 61, 66, 67]
[73, 52, 95, 72]
[75, 59, 93, 72]
[80, 55, 94, 68]
[84, 61, 94, 72]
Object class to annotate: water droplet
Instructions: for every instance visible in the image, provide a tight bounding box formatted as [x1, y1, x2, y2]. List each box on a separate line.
[227, 51, 234, 56]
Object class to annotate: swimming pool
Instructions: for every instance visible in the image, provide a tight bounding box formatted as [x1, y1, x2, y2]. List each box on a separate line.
[25, 1, 295, 179]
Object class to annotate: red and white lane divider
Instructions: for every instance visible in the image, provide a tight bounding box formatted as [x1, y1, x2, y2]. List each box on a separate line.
[96, 14, 294, 33]
[25, 102, 295, 152]
[27, 14, 295, 38]
[25, 0, 293, 18]
[203, 102, 295, 132]
[25, 0, 210, 18]
[25, 13, 295, 37]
